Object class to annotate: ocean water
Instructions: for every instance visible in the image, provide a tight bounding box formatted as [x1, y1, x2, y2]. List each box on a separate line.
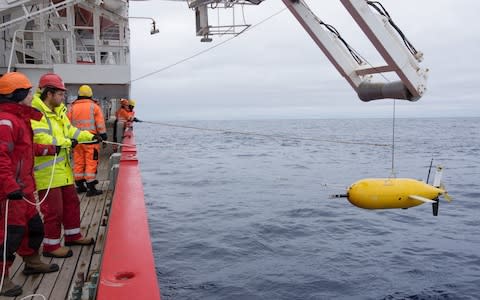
[135, 118, 480, 300]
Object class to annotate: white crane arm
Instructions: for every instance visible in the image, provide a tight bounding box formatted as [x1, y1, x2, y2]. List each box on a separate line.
[282, 0, 364, 93]
[282, 0, 428, 101]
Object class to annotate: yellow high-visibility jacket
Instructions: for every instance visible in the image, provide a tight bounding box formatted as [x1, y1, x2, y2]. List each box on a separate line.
[31, 92, 94, 190]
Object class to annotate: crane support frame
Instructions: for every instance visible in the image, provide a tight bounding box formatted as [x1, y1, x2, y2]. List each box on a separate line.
[283, 0, 428, 101]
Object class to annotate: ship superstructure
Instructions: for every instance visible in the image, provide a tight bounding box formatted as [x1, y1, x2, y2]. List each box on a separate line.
[1, 0, 130, 107]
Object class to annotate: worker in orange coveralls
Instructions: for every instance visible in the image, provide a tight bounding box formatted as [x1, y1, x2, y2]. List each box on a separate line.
[67, 85, 107, 197]
[116, 98, 133, 124]
[112, 98, 133, 151]
[127, 99, 142, 123]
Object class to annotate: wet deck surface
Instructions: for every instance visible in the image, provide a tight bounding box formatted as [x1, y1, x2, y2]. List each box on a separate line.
[1, 147, 114, 300]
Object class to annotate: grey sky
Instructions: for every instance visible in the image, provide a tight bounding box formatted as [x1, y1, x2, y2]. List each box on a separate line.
[129, 0, 480, 120]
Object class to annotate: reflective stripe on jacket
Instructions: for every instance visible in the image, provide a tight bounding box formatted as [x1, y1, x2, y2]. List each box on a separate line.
[0, 102, 39, 197]
[115, 107, 132, 122]
[0, 101, 56, 198]
[31, 92, 94, 190]
[67, 98, 106, 134]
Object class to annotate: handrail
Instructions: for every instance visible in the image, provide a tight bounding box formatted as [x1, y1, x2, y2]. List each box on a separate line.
[8, 29, 46, 71]
[0, 0, 80, 33]
[7, 29, 128, 70]
[96, 132, 161, 300]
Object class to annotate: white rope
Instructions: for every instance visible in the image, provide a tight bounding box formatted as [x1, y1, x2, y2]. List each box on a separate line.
[79, 139, 136, 147]
[22, 153, 57, 207]
[1, 153, 58, 298]
[131, 8, 287, 83]
[0, 199, 9, 296]
[1, 203, 47, 300]
[20, 294, 47, 300]
[141, 121, 389, 147]
[102, 140, 136, 147]
[318, 182, 348, 189]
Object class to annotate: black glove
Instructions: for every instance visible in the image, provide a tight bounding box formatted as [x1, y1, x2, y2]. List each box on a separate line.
[70, 139, 78, 148]
[133, 117, 142, 123]
[92, 134, 102, 143]
[7, 190, 24, 200]
[100, 133, 108, 141]
[55, 145, 62, 154]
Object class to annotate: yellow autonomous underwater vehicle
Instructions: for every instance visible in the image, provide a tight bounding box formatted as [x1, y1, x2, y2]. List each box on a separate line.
[333, 166, 451, 216]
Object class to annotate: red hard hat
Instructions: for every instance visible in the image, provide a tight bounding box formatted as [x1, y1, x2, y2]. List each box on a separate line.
[0, 72, 32, 95]
[120, 98, 129, 106]
[38, 73, 66, 91]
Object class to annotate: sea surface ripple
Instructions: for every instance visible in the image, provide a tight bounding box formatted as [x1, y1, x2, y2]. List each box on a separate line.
[136, 118, 480, 300]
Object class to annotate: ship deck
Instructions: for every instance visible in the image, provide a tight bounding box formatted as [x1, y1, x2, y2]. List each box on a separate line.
[0, 146, 114, 300]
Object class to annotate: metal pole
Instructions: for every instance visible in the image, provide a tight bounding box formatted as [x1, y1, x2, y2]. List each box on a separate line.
[7, 29, 19, 72]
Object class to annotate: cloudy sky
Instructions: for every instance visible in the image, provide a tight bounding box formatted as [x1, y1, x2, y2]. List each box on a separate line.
[129, 0, 479, 120]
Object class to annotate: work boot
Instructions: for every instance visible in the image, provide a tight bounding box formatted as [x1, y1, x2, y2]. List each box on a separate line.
[65, 237, 95, 247]
[86, 181, 102, 197]
[22, 253, 59, 275]
[75, 179, 87, 193]
[0, 277, 22, 297]
[43, 247, 73, 258]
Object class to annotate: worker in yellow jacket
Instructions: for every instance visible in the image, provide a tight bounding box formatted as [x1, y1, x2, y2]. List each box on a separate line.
[67, 85, 107, 196]
[31, 73, 98, 258]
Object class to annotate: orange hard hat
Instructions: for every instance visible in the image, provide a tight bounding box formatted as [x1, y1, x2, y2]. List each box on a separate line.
[120, 98, 129, 106]
[0, 72, 32, 95]
[38, 73, 66, 91]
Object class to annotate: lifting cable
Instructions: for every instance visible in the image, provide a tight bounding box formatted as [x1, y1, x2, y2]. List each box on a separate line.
[302, 0, 405, 175]
[129, 2, 401, 167]
[141, 120, 389, 147]
[390, 100, 397, 176]
[336, 36, 398, 176]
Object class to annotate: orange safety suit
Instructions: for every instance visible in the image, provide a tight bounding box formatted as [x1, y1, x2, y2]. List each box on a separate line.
[67, 98, 106, 182]
[115, 106, 133, 124]
[113, 106, 133, 147]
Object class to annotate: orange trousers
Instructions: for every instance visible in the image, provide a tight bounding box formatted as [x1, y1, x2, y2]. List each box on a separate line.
[73, 143, 100, 181]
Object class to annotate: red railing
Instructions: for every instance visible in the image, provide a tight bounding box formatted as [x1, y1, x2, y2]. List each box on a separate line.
[97, 132, 161, 299]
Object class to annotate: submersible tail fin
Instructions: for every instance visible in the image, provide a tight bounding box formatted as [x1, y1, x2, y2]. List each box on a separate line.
[408, 195, 436, 204]
[429, 165, 452, 216]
